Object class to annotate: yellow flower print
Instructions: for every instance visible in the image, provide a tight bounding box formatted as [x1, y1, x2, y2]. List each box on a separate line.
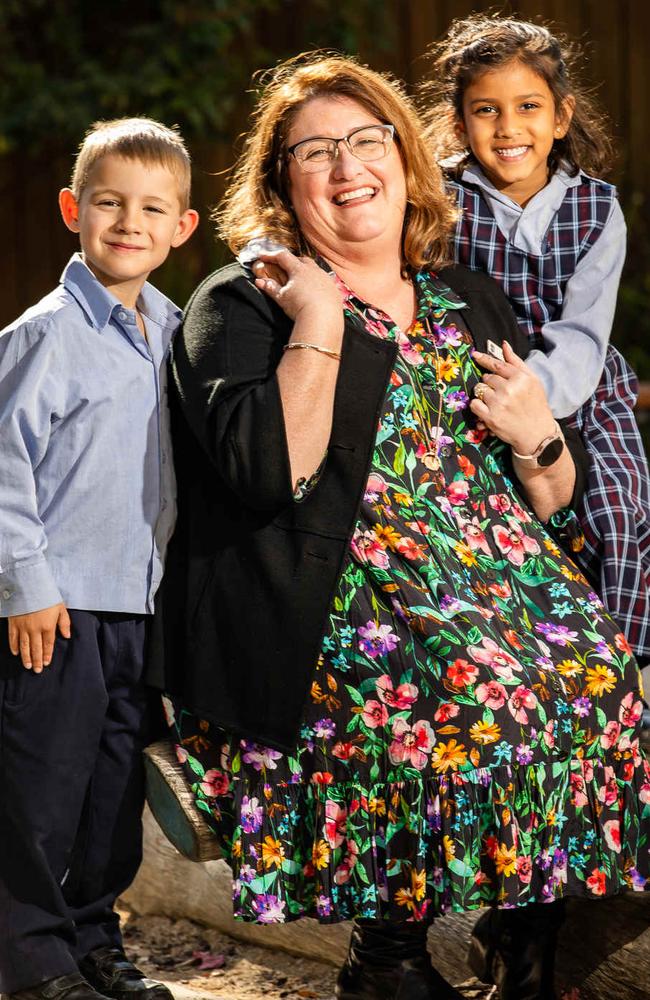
[431, 739, 468, 773]
[443, 835, 456, 864]
[557, 659, 583, 678]
[261, 835, 285, 870]
[494, 843, 517, 877]
[454, 542, 478, 567]
[393, 492, 414, 507]
[584, 664, 617, 697]
[435, 357, 460, 382]
[374, 524, 401, 550]
[543, 538, 561, 556]
[311, 839, 331, 870]
[469, 720, 502, 745]
[368, 797, 386, 816]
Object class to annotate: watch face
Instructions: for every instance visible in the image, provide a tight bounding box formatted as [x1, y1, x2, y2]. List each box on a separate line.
[537, 437, 564, 468]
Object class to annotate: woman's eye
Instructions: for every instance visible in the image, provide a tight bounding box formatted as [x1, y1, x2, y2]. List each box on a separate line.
[303, 145, 331, 161]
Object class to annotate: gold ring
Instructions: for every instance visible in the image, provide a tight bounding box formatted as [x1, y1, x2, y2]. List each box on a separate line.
[474, 382, 488, 402]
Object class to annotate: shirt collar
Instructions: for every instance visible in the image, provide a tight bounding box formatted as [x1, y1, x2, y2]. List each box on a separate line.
[61, 253, 182, 334]
[460, 161, 583, 209]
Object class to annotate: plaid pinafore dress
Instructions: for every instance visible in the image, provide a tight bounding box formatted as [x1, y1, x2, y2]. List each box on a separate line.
[448, 173, 650, 661]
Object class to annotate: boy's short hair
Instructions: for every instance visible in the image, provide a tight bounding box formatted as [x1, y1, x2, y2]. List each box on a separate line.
[71, 117, 192, 211]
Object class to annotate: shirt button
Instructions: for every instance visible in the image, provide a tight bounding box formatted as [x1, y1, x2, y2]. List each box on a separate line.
[118, 311, 127, 322]
[2, 589, 12, 600]
[161, 453, 167, 465]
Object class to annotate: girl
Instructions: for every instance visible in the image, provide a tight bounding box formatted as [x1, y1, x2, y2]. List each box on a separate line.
[423, 14, 650, 667]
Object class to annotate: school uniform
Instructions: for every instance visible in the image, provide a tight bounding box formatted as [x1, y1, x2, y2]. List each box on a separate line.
[447, 164, 650, 661]
[0, 255, 179, 993]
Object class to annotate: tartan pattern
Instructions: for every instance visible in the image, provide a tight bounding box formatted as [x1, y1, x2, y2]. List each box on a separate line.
[449, 175, 650, 659]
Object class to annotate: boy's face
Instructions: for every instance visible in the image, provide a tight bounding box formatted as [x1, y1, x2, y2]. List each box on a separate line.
[59, 154, 198, 303]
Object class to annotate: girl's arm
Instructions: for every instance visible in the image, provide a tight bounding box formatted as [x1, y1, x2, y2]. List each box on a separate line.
[526, 200, 627, 417]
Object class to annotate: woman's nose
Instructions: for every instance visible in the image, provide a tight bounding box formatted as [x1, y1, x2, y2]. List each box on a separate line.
[331, 142, 365, 179]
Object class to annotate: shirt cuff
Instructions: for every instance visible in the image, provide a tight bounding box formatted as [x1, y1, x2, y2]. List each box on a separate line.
[0, 558, 63, 617]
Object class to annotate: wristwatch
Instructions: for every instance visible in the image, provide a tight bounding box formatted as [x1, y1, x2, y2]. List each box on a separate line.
[511, 420, 565, 469]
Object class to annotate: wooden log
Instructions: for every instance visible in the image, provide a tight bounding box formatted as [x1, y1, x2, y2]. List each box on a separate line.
[143, 740, 220, 863]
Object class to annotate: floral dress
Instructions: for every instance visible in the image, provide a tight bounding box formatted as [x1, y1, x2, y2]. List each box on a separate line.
[165, 271, 650, 925]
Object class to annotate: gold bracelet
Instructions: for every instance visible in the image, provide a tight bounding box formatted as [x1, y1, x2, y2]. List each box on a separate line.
[283, 341, 341, 361]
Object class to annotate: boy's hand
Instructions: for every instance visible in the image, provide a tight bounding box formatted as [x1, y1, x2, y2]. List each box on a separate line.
[8, 603, 71, 672]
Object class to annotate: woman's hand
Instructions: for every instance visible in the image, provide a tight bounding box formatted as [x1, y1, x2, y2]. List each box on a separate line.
[469, 340, 556, 454]
[252, 250, 343, 324]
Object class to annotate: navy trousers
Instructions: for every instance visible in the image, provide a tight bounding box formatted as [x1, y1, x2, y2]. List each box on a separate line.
[0, 611, 151, 994]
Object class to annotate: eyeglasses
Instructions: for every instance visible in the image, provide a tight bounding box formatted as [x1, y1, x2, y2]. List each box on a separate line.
[285, 124, 396, 173]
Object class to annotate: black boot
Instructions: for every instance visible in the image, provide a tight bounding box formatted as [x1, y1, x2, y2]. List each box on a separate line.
[467, 901, 565, 999]
[335, 919, 465, 999]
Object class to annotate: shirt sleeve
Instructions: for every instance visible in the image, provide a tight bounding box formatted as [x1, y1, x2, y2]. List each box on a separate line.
[525, 198, 627, 418]
[0, 322, 64, 617]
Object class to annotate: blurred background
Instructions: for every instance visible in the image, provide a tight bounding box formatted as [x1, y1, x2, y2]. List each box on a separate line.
[1, 0, 649, 406]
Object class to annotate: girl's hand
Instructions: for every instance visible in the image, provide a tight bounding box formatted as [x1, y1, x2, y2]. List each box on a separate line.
[470, 340, 556, 454]
[252, 250, 343, 323]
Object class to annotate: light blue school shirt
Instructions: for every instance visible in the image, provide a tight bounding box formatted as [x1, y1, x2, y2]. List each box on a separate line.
[459, 163, 627, 417]
[0, 254, 179, 617]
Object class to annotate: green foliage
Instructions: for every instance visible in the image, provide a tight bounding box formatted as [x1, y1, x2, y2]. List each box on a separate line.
[0, 0, 389, 154]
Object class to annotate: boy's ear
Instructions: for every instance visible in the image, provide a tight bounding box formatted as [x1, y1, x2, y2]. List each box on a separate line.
[555, 95, 576, 139]
[171, 209, 200, 248]
[454, 116, 467, 145]
[59, 189, 81, 233]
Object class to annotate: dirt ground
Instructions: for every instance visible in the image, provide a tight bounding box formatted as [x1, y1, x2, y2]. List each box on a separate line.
[118, 905, 496, 1000]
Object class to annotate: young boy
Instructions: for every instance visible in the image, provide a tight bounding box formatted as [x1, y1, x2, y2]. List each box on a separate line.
[0, 119, 198, 1000]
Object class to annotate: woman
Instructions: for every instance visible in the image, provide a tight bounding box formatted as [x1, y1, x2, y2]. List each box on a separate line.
[149, 54, 649, 1000]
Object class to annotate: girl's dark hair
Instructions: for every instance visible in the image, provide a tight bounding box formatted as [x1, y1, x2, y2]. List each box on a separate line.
[421, 14, 613, 178]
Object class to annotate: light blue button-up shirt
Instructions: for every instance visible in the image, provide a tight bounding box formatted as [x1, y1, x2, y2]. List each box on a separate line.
[459, 164, 627, 417]
[0, 254, 180, 616]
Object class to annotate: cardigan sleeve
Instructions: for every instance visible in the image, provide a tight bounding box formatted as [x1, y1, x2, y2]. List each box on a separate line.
[172, 268, 295, 511]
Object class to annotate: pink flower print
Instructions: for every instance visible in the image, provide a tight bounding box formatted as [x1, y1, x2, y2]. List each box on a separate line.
[600, 720, 621, 750]
[334, 838, 360, 885]
[358, 621, 400, 659]
[570, 772, 588, 809]
[586, 868, 607, 896]
[475, 680, 507, 710]
[460, 516, 492, 555]
[324, 801, 347, 849]
[640, 779, 650, 805]
[388, 718, 436, 770]
[581, 759, 594, 783]
[434, 702, 460, 723]
[350, 528, 389, 569]
[619, 690, 643, 727]
[466, 426, 488, 444]
[376, 675, 418, 709]
[603, 819, 621, 853]
[468, 636, 523, 682]
[488, 493, 511, 514]
[510, 502, 532, 523]
[447, 658, 478, 687]
[446, 478, 470, 506]
[364, 473, 389, 502]
[361, 699, 389, 729]
[175, 745, 188, 765]
[492, 518, 540, 566]
[542, 720, 556, 749]
[516, 855, 532, 884]
[200, 769, 229, 797]
[507, 685, 538, 724]
[395, 536, 427, 561]
[597, 767, 618, 807]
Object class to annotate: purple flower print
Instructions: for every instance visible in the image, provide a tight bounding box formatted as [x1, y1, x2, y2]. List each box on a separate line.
[314, 717, 336, 739]
[240, 795, 263, 834]
[516, 743, 534, 765]
[241, 741, 283, 771]
[358, 621, 400, 659]
[534, 622, 578, 646]
[573, 696, 592, 718]
[251, 893, 286, 923]
[445, 390, 469, 412]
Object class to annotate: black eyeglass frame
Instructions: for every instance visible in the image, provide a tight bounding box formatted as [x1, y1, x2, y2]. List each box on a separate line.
[285, 123, 397, 169]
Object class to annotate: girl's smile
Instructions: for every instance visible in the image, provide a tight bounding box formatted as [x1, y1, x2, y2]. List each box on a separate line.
[458, 60, 573, 206]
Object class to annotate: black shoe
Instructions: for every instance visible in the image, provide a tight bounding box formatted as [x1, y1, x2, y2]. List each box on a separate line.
[335, 920, 464, 999]
[10, 972, 111, 1000]
[467, 902, 565, 999]
[78, 949, 172, 1000]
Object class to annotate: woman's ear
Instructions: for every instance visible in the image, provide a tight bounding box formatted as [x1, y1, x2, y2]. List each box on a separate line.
[59, 188, 81, 233]
[555, 95, 576, 139]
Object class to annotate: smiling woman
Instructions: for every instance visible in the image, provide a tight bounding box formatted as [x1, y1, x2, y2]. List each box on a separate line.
[147, 51, 650, 1000]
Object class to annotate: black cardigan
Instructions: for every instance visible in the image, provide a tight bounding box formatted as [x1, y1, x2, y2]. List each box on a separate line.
[147, 263, 589, 752]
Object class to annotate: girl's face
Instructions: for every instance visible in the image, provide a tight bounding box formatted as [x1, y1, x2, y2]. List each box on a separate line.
[457, 59, 573, 206]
